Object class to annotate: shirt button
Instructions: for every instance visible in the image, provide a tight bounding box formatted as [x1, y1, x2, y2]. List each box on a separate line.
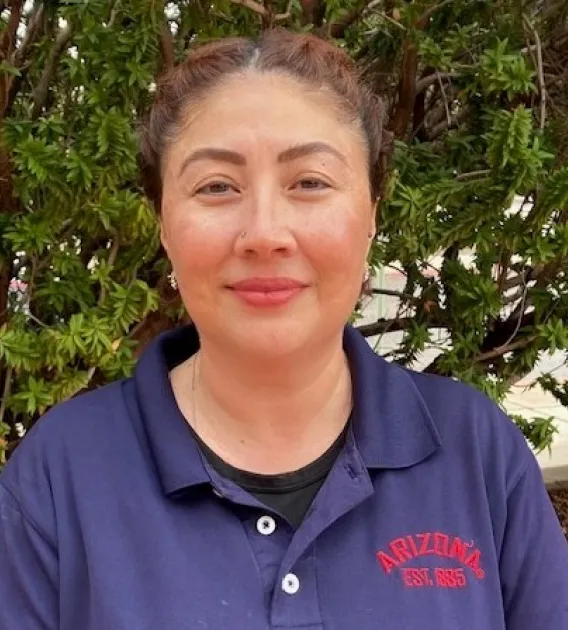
[282, 573, 300, 595]
[256, 515, 276, 536]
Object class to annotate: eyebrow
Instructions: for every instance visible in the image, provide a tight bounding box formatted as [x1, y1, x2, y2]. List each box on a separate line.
[278, 142, 347, 165]
[178, 141, 347, 178]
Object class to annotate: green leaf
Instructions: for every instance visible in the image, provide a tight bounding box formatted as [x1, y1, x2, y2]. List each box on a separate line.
[0, 60, 22, 77]
[510, 414, 558, 454]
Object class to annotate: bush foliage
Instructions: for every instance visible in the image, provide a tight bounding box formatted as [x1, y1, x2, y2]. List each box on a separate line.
[1, 0, 567, 464]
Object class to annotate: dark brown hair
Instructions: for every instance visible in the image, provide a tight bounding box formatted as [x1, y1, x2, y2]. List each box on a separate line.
[138, 29, 389, 212]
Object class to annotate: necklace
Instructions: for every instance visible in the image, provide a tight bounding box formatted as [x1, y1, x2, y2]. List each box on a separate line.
[191, 352, 200, 434]
[188, 350, 353, 466]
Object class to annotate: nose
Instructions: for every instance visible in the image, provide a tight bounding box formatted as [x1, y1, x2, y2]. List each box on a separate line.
[233, 186, 297, 259]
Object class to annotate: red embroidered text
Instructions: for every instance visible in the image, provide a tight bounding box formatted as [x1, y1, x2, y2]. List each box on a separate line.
[376, 532, 485, 583]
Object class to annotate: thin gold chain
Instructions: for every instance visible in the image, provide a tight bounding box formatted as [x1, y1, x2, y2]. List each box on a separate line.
[191, 352, 200, 433]
[189, 350, 353, 460]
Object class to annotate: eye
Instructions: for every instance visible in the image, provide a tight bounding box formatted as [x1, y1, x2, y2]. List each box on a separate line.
[195, 181, 237, 196]
[294, 178, 330, 191]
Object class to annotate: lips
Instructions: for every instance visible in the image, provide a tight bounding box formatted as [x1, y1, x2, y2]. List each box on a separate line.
[229, 277, 306, 291]
[227, 277, 307, 307]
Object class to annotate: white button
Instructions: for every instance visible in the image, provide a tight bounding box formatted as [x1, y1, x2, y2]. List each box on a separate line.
[282, 573, 300, 595]
[256, 515, 276, 536]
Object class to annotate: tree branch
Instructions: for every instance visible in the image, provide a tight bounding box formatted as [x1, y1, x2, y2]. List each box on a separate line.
[0, 0, 23, 59]
[107, 0, 121, 28]
[227, 0, 268, 16]
[412, 74, 428, 141]
[356, 312, 446, 337]
[369, 288, 442, 316]
[495, 250, 511, 296]
[455, 169, 491, 181]
[474, 336, 536, 363]
[328, 0, 378, 39]
[391, 38, 419, 140]
[498, 280, 529, 345]
[422, 333, 536, 376]
[159, 21, 175, 71]
[416, 0, 456, 29]
[299, 0, 324, 25]
[416, 72, 456, 95]
[31, 23, 74, 120]
[371, 288, 417, 301]
[523, 15, 547, 131]
[428, 107, 469, 139]
[275, 0, 294, 22]
[356, 317, 418, 337]
[2, 3, 46, 117]
[424, 96, 449, 127]
[374, 10, 406, 30]
[390, 2, 455, 140]
[436, 70, 452, 127]
[502, 288, 526, 306]
[12, 2, 44, 65]
[502, 269, 532, 291]
[0, 0, 23, 115]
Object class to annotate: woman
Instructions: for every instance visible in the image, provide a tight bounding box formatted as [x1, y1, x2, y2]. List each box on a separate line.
[1, 29, 567, 630]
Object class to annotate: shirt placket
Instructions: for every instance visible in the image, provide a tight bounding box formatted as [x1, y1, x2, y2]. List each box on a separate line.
[269, 444, 375, 629]
[245, 512, 295, 610]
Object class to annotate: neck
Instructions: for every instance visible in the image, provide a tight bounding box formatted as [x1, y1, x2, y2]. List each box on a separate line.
[172, 332, 352, 474]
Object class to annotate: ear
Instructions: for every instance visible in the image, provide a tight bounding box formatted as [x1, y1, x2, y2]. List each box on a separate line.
[368, 196, 378, 241]
[159, 219, 170, 256]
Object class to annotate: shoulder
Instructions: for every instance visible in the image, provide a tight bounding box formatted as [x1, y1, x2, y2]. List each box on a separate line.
[7, 378, 130, 463]
[404, 366, 521, 438]
[0, 379, 133, 532]
[403, 366, 503, 426]
[392, 361, 533, 490]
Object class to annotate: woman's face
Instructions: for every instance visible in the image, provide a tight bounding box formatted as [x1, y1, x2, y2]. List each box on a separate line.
[160, 71, 375, 358]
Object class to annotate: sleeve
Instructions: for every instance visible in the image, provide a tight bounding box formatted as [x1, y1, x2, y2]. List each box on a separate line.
[499, 453, 568, 629]
[0, 483, 59, 630]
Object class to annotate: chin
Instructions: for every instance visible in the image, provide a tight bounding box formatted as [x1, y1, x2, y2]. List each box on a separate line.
[228, 316, 320, 359]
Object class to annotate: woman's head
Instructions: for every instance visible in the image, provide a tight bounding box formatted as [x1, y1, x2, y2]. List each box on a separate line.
[139, 29, 388, 359]
[140, 30, 386, 209]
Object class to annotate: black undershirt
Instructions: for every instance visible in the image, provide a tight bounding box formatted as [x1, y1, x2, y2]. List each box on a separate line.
[191, 426, 348, 528]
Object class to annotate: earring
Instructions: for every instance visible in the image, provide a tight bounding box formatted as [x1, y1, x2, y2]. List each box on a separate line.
[169, 270, 178, 291]
[363, 263, 371, 285]
[361, 263, 373, 295]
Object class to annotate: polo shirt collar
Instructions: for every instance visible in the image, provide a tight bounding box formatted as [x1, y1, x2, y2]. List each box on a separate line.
[133, 325, 210, 496]
[133, 325, 441, 497]
[343, 325, 441, 468]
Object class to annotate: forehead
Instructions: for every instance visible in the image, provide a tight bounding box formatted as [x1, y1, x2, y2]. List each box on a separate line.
[168, 71, 367, 162]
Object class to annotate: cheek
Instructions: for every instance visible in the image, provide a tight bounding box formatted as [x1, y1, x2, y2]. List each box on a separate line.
[304, 215, 368, 282]
[163, 211, 230, 281]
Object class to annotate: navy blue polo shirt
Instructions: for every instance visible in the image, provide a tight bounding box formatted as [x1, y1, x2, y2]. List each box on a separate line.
[1, 325, 567, 630]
